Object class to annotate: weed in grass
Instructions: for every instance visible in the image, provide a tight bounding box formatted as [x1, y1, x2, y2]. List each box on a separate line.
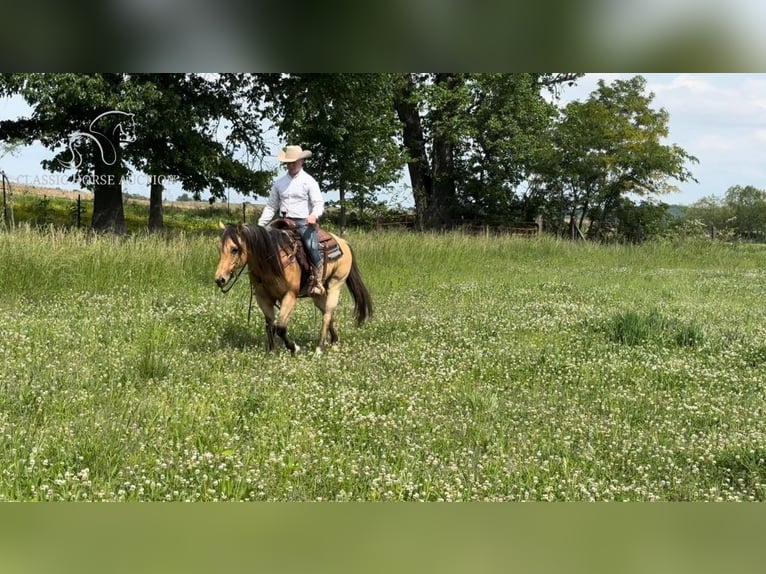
[600, 308, 703, 348]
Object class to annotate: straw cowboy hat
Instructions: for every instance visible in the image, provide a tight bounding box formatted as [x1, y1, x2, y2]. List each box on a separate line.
[278, 145, 312, 162]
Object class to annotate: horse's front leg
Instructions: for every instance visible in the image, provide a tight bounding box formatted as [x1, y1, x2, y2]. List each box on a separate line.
[255, 293, 278, 352]
[275, 291, 300, 356]
[265, 319, 277, 351]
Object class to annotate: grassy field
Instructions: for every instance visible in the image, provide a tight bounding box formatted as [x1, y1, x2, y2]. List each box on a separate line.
[1, 224, 766, 501]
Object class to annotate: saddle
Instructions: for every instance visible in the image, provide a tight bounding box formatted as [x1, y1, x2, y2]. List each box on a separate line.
[269, 218, 343, 287]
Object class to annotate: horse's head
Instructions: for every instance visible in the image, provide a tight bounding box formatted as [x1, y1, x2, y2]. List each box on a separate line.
[215, 222, 248, 290]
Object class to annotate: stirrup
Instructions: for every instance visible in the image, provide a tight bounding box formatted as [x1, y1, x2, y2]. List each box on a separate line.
[308, 273, 325, 295]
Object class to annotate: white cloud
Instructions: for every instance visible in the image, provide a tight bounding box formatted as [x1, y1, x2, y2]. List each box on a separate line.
[654, 74, 721, 95]
[692, 134, 736, 152]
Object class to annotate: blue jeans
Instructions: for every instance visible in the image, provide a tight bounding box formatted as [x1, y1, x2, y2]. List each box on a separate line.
[289, 218, 321, 266]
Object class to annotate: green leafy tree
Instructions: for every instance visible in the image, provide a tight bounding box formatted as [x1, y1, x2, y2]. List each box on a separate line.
[724, 185, 766, 239]
[393, 73, 580, 229]
[606, 198, 673, 243]
[0, 73, 269, 232]
[534, 76, 697, 238]
[130, 74, 270, 230]
[685, 194, 734, 233]
[1, 74, 135, 232]
[260, 74, 404, 231]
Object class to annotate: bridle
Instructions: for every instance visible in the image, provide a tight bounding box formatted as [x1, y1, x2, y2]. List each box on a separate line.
[219, 262, 247, 294]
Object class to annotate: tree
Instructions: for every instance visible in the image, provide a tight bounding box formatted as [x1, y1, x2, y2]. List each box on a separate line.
[724, 185, 766, 239]
[129, 74, 270, 231]
[1, 74, 134, 232]
[259, 74, 404, 232]
[534, 76, 698, 238]
[393, 73, 581, 229]
[685, 194, 734, 234]
[0, 73, 270, 233]
[606, 197, 673, 243]
[0, 138, 22, 161]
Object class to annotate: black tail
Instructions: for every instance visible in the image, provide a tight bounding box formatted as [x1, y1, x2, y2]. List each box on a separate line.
[346, 252, 373, 326]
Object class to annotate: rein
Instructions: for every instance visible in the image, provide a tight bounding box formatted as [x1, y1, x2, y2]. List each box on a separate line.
[220, 264, 256, 324]
[220, 263, 247, 294]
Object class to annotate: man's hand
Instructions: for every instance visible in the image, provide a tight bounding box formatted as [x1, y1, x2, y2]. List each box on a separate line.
[307, 214, 317, 226]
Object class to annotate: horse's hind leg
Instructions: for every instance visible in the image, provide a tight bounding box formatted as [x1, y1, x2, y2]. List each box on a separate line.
[314, 286, 342, 354]
[329, 322, 339, 345]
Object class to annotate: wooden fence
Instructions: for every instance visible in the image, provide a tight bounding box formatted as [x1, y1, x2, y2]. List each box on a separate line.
[371, 214, 543, 236]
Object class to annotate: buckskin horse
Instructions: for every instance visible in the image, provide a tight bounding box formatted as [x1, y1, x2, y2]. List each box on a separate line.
[214, 220, 373, 355]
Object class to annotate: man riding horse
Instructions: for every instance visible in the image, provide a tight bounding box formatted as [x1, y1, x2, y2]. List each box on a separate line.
[257, 145, 326, 296]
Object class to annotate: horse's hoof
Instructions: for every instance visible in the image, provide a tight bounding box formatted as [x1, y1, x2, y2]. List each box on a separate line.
[314, 346, 323, 357]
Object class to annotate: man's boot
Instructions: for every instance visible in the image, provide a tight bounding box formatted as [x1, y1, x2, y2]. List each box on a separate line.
[309, 261, 326, 296]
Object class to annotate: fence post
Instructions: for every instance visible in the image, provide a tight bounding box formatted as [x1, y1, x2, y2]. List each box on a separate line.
[242, 202, 246, 223]
[77, 194, 81, 227]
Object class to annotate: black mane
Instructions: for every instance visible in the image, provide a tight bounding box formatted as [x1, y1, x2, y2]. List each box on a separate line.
[221, 224, 293, 281]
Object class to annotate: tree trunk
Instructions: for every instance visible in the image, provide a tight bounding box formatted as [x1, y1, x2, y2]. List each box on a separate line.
[393, 75, 432, 231]
[89, 122, 126, 234]
[431, 136, 454, 229]
[91, 157, 125, 234]
[578, 199, 589, 234]
[338, 186, 347, 235]
[148, 178, 164, 231]
[429, 73, 460, 229]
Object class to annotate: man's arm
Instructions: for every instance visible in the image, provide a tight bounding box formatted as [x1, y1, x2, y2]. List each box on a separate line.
[307, 178, 324, 224]
[257, 184, 280, 226]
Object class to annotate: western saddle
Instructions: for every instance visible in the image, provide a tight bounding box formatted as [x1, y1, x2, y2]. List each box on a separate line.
[269, 218, 342, 291]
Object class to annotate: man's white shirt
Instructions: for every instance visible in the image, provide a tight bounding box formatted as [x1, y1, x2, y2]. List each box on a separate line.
[258, 169, 324, 225]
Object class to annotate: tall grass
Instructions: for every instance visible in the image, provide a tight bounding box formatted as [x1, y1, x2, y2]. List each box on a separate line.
[0, 224, 213, 300]
[601, 308, 704, 347]
[2, 226, 766, 500]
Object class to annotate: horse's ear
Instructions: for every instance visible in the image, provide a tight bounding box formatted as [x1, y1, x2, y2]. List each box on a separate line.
[218, 220, 225, 230]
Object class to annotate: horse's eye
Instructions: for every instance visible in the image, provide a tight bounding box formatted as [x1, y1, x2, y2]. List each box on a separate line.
[231, 247, 240, 255]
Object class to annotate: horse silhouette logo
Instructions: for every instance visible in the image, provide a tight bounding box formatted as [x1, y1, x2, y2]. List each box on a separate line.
[59, 110, 136, 170]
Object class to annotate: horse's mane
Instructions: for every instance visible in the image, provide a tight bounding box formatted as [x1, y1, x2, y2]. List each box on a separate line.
[221, 224, 293, 281]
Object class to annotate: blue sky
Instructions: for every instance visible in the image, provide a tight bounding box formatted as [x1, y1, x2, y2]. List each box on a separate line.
[2, 73, 765, 207]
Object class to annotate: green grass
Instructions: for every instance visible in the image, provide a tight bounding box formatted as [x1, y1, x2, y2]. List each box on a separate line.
[600, 308, 704, 347]
[2, 226, 766, 500]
